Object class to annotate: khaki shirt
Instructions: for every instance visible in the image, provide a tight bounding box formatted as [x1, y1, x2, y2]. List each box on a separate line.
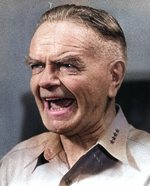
[0, 107, 150, 186]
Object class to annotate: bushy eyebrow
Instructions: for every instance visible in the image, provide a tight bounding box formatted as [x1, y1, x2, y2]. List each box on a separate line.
[25, 56, 40, 66]
[52, 55, 83, 64]
[25, 55, 83, 66]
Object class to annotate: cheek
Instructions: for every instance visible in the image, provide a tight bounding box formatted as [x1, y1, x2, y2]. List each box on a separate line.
[84, 74, 110, 110]
[61, 76, 83, 91]
[61, 75, 108, 104]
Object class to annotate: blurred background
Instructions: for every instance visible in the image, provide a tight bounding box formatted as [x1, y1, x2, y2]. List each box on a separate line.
[0, 0, 150, 159]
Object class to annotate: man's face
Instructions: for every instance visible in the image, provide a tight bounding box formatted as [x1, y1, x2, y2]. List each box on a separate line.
[29, 21, 113, 136]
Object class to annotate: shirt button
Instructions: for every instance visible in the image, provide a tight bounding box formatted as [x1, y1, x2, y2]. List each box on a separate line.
[65, 178, 72, 185]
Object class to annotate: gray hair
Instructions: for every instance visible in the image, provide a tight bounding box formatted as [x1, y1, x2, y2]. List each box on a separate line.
[38, 4, 127, 61]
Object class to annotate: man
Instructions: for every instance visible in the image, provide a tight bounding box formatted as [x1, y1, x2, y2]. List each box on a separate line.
[0, 4, 150, 186]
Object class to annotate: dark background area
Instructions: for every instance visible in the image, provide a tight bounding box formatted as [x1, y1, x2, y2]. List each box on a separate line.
[116, 81, 150, 133]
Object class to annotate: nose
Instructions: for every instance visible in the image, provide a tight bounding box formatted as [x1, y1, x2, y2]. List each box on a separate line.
[39, 65, 61, 88]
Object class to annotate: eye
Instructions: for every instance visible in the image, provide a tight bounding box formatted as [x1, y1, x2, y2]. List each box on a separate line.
[59, 63, 78, 75]
[31, 64, 43, 69]
[30, 63, 45, 74]
[63, 64, 76, 68]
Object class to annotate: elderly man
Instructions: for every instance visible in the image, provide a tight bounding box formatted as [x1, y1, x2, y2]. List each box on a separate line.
[0, 4, 150, 186]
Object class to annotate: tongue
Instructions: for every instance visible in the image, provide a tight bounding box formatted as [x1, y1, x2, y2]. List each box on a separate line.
[50, 99, 74, 109]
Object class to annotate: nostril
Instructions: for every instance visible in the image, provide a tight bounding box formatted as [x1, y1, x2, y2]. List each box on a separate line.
[39, 74, 61, 88]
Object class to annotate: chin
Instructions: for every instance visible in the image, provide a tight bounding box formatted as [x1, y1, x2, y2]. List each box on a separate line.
[43, 119, 72, 134]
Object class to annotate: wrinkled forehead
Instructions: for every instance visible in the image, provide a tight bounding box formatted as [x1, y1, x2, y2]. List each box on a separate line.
[30, 20, 123, 62]
[31, 20, 100, 49]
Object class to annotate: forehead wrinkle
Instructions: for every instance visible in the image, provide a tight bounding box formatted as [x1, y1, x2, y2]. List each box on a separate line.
[33, 34, 96, 52]
[48, 22, 98, 51]
[35, 37, 97, 60]
[51, 32, 97, 52]
[31, 20, 102, 63]
[68, 32, 97, 50]
[51, 55, 84, 64]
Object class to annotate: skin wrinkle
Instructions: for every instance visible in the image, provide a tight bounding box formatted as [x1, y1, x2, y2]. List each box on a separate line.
[39, 11, 127, 60]
[57, 34, 96, 51]
[60, 86, 104, 139]
[63, 19, 123, 60]
[37, 38, 95, 51]
[27, 55, 85, 69]
[70, 19, 125, 63]
[62, 55, 109, 138]
[75, 18, 125, 64]
[78, 119, 105, 141]
[29, 20, 125, 167]
[54, 79, 105, 140]
[54, 20, 98, 50]
[69, 76, 107, 140]
[61, 55, 120, 141]
[29, 45, 95, 68]
[55, 21, 94, 46]
[28, 22, 122, 69]
[35, 21, 98, 60]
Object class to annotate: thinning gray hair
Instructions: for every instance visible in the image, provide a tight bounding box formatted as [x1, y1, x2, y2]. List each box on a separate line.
[38, 4, 127, 61]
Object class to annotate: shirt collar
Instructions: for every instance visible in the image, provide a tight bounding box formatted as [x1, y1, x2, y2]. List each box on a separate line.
[43, 105, 135, 168]
[97, 105, 133, 166]
[43, 132, 62, 161]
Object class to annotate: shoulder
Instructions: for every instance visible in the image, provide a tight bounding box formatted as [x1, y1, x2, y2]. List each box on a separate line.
[1, 132, 52, 161]
[0, 132, 55, 185]
[127, 125, 150, 169]
[128, 125, 150, 146]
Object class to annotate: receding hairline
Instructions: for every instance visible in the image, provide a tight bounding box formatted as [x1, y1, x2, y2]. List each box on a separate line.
[36, 4, 127, 62]
[38, 5, 127, 62]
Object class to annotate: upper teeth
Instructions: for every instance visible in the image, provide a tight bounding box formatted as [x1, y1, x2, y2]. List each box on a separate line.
[45, 98, 61, 101]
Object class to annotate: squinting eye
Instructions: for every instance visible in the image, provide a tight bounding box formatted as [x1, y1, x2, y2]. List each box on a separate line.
[31, 64, 43, 69]
[59, 64, 78, 75]
[30, 64, 45, 75]
[63, 64, 76, 68]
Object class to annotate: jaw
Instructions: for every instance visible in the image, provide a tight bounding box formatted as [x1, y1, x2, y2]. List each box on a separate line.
[37, 97, 78, 132]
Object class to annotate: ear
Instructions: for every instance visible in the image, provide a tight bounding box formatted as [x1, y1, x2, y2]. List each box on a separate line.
[108, 61, 126, 98]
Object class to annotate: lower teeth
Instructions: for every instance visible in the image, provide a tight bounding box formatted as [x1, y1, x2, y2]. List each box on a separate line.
[48, 99, 74, 111]
[50, 107, 66, 111]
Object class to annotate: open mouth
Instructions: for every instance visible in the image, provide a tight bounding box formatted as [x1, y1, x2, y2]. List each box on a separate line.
[45, 98, 74, 111]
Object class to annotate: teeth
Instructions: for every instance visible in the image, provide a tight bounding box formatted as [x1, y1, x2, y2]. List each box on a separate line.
[50, 107, 65, 111]
[46, 98, 66, 110]
[45, 98, 60, 101]
[44, 97, 74, 111]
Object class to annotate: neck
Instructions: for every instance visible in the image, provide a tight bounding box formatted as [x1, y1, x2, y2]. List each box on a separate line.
[60, 135, 93, 168]
[60, 120, 104, 168]
[104, 98, 116, 128]
[60, 98, 116, 168]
